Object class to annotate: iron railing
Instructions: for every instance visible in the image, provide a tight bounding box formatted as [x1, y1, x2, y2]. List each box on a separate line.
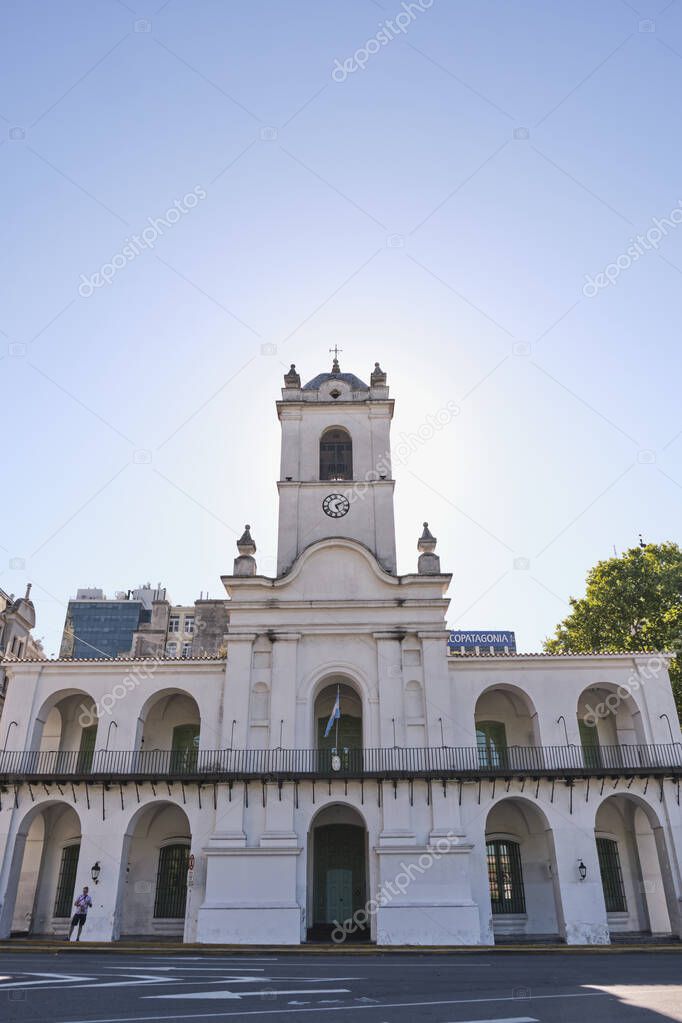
[0, 743, 681, 782]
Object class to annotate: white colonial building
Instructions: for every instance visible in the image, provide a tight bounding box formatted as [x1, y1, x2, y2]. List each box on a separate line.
[1, 359, 681, 946]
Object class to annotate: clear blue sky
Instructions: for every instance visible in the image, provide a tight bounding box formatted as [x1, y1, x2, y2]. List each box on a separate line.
[2, 0, 681, 657]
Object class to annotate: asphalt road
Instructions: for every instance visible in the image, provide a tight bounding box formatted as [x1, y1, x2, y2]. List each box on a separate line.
[0, 950, 680, 1023]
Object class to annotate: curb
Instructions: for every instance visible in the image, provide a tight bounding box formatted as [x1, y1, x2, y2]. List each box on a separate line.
[0, 942, 680, 955]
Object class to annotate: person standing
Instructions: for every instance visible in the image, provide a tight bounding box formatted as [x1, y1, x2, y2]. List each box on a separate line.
[67, 886, 93, 942]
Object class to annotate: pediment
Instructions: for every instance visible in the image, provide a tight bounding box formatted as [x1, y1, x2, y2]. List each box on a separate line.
[273, 538, 397, 601]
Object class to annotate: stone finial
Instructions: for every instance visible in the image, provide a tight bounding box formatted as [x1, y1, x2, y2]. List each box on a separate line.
[331, 356, 340, 375]
[237, 524, 256, 556]
[25, 582, 32, 600]
[234, 525, 257, 576]
[418, 522, 437, 553]
[284, 364, 300, 388]
[370, 361, 387, 386]
[417, 522, 441, 574]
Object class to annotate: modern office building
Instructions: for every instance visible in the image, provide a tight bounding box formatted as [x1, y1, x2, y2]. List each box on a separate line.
[59, 587, 228, 661]
[59, 588, 152, 660]
[1, 359, 681, 946]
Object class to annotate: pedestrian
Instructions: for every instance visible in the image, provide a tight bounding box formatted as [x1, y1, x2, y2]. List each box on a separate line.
[68, 885, 93, 942]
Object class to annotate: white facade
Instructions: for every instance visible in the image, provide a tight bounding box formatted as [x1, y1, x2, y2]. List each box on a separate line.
[1, 360, 681, 946]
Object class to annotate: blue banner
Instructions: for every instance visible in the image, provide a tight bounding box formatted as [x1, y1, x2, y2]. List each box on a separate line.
[448, 630, 516, 652]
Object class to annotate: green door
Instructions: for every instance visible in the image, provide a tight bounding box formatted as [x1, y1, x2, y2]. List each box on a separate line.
[76, 725, 97, 773]
[171, 724, 200, 774]
[476, 721, 508, 768]
[313, 824, 366, 934]
[579, 719, 602, 768]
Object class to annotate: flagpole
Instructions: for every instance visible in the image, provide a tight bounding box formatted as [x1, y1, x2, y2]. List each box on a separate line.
[334, 684, 340, 750]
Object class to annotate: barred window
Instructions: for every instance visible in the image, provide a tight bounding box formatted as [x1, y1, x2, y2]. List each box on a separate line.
[486, 839, 526, 914]
[153, 844, 189, 919]
[54, 844, 80, 918]
[596, 837, 627, 913]
[320, 428, 352, 481]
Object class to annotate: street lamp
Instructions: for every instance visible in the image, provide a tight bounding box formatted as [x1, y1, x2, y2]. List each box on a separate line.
[91, 862, 101, 885]
[577, 859, 587, 882]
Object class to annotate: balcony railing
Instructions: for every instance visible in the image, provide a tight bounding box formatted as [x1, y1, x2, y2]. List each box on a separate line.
[1, 743, 681, 783]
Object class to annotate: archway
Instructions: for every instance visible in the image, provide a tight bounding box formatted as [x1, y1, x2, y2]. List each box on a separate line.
[118, 802, 192, 938]
[485, 798, 562, 941]
[475, 685, 541, 770]
[595, 794, 678, 938]
[4, 802, 82, 938]
[30, 690, 99, 772]
[314, 680, 363, 774]
[307, 804, 368, 942]
[314, 681, 362, 749]
[135, 690, 201, 774]
[577, 684, 645, 769]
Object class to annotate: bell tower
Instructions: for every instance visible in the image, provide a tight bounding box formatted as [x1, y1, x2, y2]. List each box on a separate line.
[276, 357, 396, 576]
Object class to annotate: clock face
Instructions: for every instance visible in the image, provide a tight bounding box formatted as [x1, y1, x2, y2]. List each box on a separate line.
[322, 493, 350, 518]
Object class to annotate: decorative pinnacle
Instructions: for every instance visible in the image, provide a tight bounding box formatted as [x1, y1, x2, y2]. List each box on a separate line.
[418, 521, 437, 553]
[236, 524, 256, 556]
[370, 361, 387, 386]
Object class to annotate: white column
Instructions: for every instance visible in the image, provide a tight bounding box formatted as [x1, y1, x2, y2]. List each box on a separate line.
[419, 632, 456, 747]
[269, 633, 301, 750]
[552, 821, 610, 944]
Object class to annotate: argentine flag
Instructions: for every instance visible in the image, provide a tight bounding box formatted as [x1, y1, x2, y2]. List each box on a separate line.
[323, 687, 341, 738]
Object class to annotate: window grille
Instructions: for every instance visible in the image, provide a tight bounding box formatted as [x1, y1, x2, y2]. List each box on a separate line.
[486, 839, 526, 914]
[596, 837, 627, 912]
[153, 844, 189, 918]
[54, 844, 80, 917]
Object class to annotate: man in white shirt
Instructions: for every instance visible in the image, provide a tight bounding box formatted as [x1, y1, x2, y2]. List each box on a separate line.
[68, 886, 93, 942]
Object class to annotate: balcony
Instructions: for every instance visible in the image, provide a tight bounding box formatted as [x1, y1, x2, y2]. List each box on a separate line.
[1, 744, 681, 784]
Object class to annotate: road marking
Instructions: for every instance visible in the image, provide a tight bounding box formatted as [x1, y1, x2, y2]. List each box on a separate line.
[107, 967, 268, 973]
[148, 988, 352, 1001]
[64, 988, 610, 1021]
[0, 972, 92, 989]
[145, 957, 278, 962]
[444, 1018, 538, 1023]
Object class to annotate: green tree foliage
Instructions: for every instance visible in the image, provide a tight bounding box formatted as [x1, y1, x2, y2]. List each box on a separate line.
[544, 542, 682, 719]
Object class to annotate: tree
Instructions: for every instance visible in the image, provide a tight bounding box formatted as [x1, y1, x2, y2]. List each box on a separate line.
[544, 542, 682, 719]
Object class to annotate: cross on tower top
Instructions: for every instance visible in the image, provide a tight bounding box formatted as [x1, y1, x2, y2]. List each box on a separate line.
[329, 345, 343, 373]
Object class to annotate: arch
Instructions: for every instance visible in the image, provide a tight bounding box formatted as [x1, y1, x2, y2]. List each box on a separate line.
[484, 797, 562, 941]
[319, 426, 352, 481]
[307, 803, 368, 942]
[30, 689, 98, 753]
[117, 801, 192, 939]
[577, 683, 645, 766]
[475, 683, 541, 758]
[1, 800, 83, 938]
[135, 688, 201, 752]
[313, 677, 363, 752]
[594, 793, 679, 937]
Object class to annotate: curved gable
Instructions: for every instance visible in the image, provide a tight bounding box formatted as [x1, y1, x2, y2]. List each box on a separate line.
[274, 538, 398, 600]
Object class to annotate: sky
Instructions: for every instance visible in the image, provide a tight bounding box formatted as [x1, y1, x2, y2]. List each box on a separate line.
[1, 0, 682, 658]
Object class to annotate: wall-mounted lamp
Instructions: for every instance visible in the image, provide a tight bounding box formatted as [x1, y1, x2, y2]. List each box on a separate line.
[577, 859, 587, 882]
[91, 862, 101, 885]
